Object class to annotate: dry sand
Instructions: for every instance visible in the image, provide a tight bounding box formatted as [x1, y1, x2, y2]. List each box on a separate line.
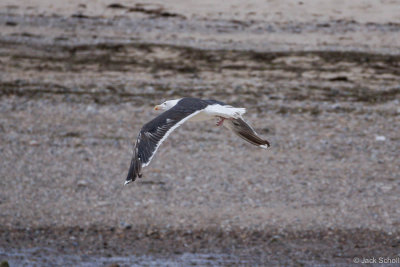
[1, 0, 400, 265]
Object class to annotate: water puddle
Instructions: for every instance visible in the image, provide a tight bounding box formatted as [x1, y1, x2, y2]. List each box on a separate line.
[0, 247, 247, 266]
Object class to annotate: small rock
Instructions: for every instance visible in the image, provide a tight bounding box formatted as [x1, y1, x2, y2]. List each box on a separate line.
[120, 221, 132, 229]
[146, 86, 155, 93]
[107, 3, 127, 9]
[86, 105, 96, 113]
[268, 235, 282, 244]
[29, 140, 39, 146]
[375, 135, 386, 141]
[381, 185, 392, 193]
[77, 180, 88, 187]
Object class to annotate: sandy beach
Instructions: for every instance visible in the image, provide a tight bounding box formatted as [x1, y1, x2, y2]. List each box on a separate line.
[1, 0, 400, 265]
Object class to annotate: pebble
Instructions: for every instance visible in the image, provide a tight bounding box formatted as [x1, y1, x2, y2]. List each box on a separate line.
[77, 180, 88, 187]
[29, 140, 40, 146]
[375, 135, 386, 141]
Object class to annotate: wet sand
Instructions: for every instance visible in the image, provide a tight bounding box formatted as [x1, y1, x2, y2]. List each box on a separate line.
[1, 0, 400, 265]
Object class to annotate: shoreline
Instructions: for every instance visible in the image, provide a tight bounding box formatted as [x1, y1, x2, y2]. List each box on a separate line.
[2, 226, 400, 265]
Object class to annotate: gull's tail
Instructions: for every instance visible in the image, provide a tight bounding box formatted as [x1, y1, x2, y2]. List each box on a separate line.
[224, 117, 270, 149]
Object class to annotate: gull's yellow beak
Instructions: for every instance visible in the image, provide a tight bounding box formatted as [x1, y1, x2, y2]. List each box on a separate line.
[154, 105, 161, 111]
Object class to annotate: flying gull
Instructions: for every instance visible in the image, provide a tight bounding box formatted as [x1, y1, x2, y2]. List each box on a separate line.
[125, 97, 270, 185]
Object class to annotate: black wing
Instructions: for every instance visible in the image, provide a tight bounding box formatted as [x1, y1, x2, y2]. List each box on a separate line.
[125, 99, 207, 184]
[225, 118, 270, 148]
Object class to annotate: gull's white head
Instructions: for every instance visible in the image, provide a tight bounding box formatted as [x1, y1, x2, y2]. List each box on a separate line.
[154, 99, 181, 111]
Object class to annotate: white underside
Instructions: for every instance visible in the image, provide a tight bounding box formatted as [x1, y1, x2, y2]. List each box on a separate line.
[188, 104, 246, 122]
[142, 110, 203, 167]
[142, 104, 247, 168]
